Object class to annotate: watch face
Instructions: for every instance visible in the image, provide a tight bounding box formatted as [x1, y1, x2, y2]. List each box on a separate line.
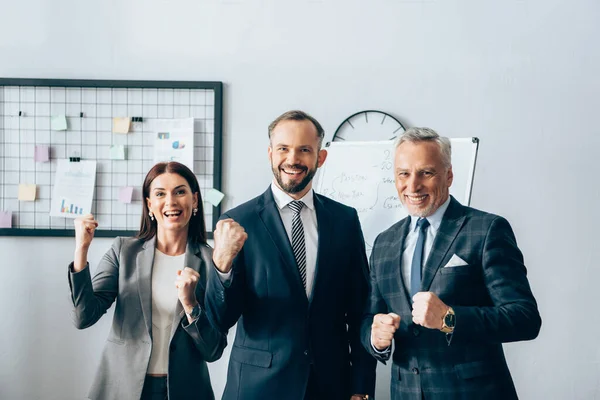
[333, 110, 405, 142]
[444, 312, 456, 328]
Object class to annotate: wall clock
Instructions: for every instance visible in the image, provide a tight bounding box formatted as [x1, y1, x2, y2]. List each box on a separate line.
[332, 110, 405, 142]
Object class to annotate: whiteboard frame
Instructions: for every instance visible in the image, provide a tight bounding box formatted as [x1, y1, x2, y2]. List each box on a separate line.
[0, 78, 223, 238]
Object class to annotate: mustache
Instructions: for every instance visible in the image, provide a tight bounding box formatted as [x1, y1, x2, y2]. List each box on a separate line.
[280, 164, 307, 172]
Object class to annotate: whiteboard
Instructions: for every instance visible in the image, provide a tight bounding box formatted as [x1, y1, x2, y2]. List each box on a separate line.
[314, 139, 479, 255]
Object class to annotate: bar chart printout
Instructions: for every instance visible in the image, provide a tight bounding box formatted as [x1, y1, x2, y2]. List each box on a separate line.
[50, 160, 97, 219]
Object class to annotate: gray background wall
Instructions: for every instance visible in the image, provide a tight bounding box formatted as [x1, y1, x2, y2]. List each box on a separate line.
[1, 0, 598, 399]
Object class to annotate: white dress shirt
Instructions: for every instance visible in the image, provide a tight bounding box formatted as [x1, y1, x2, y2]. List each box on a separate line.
[400, 196, 451, 293]
[270, 182, 319, 298]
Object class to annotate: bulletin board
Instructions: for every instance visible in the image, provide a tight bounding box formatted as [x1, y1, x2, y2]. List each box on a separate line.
[0, 78, 223, 238]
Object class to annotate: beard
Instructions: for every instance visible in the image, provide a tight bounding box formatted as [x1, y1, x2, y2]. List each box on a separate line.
[272, 162, 317, 195]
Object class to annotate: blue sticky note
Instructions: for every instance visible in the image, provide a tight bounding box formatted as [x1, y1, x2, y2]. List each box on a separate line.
[51, 115, 68, 131]
[109, 145, 126, 160]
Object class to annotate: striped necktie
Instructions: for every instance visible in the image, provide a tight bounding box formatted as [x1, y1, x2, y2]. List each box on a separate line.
[288, 200, 306, 289]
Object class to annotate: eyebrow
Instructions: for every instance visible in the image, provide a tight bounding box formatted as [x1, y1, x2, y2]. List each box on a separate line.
[274, 144, 315, 151]
[152, 185, 188, 191]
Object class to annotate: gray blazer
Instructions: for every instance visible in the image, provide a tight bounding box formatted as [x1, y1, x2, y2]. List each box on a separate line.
[68, 236, 226, 400]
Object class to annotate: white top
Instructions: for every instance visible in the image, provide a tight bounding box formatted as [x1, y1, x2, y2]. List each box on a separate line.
[270, 182, 319, 298]
[147, 249, 184, 374]
[400, 196, 451, 293]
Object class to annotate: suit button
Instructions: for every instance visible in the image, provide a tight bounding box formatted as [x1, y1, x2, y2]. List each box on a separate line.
[303, 350, 308, 356]
[412, 327, 420, 337]
[412, 367, 419, 375]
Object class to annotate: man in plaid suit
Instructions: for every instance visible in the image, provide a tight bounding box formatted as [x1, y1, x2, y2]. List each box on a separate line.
[362, 127, 541, 400]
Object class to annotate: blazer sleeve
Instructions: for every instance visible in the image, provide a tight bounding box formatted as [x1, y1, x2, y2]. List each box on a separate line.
[181, 304, 228, 363]
[360, 233, 392, 363]
[451, 216, 542, 344]
[204, 213, 246, 333]
[68, 237, 123, 329]
[179, 244, 228, 362]
[345, 210, 377, 396]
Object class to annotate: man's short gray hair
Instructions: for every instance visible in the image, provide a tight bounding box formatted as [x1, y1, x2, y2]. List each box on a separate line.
[395, 127, 452, 168]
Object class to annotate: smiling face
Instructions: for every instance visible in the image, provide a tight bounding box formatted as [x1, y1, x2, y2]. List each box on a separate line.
[268, 119, 327, 199]
[146, 172, 198, 236]
[395, 140, 453, 217]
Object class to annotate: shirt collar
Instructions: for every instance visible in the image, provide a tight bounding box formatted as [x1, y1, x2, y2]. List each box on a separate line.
[270, 181, 315, 211]
[409, 196, 451, 233]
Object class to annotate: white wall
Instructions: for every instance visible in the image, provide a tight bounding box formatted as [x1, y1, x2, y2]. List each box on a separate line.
[1, 0, 599, 399]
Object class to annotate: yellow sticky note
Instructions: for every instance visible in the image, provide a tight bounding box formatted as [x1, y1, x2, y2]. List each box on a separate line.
[110, 145, 126, 160]
[51, 115, 68, 131]
[113, 117, 131, 134]
[18, 184, 37, 201]
[205, 188, 225, 207]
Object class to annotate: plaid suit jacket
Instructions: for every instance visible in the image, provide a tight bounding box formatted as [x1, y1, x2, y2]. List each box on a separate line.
[362, 197, 541, 400]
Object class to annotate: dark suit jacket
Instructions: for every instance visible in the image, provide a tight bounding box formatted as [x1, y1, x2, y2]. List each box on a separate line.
[361, 197, 541, 400]
[205, 187, 376, 400]
[68, 237, 226, 400]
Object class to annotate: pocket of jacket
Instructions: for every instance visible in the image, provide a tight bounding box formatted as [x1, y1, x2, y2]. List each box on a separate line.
[454, 361, 498, 379]
[231, 345, 273, 368]
[439, 265, 476, 275]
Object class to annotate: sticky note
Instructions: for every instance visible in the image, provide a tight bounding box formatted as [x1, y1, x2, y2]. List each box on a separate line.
[109, 145, 126, 160]
[205, 188, 225, 207]
[51, 115, 68, 131]
[113, 117, 131, 134]
[34, 145, 50, 162]
[18, 184, 37, 201]
[0, 211, 11, 228]
[119, 186, 134, 203]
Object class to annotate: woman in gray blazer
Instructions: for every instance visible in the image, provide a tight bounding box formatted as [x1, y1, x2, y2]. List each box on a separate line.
[68, 161, 227, 400]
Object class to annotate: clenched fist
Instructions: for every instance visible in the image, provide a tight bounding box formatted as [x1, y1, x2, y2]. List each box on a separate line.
[212, 218, 247, 273]
[371, 312, 401, 351]
[411, 292, 448, 330]
[175, 267, 200, 312]
[73, 214, 99, 272]
[74, 214, 98, 251]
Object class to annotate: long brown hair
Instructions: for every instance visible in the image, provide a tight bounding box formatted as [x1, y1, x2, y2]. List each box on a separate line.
[137, 162, 207, 244]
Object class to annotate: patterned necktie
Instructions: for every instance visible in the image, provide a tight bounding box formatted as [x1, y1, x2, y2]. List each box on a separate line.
[288, 200, 307, 289]
[410, 217, 430, 298]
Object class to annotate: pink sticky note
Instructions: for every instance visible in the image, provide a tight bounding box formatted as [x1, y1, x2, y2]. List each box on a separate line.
[0, 211, 12, 228]
[119, 186, 134, 203]
[34, 145, 50, 162]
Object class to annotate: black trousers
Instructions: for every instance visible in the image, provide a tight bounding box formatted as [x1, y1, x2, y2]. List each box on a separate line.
[304, 366, 324, 400]
[141, 375, 167, 400]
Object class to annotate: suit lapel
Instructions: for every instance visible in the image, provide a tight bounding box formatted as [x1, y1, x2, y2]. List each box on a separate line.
[136, 237, 156, 337]
[169, 240, 205, 342]
[421, 197, 466, 292]
[309, 193, 332, 305]
[258, 188, 307, 302]
[391, 219, 412, 305]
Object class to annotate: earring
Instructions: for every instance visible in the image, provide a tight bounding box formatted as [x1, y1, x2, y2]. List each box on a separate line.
[149, 211, 154, 221]
[193, 208, 198, 217]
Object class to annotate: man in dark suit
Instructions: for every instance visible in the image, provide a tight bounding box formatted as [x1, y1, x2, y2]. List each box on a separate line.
[205, 110, 376, 400]
[362, 127, 541, 400]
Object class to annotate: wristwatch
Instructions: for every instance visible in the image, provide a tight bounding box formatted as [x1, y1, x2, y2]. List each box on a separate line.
[186, 303, 201, 320]
[440, 307, 455, 334]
